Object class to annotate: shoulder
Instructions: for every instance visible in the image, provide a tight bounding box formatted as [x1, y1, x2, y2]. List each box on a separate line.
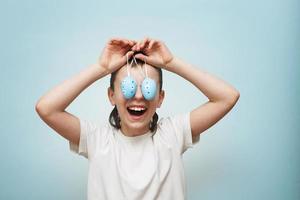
[157, 113, 190, 130]
[79, 118, 115, 139]
[155, 112, 191, 142]
[155, 112, 195, 154]
[81, 119, 116, 149]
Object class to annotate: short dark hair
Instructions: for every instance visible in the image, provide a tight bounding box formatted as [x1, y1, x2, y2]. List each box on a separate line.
[109, 57, 163, 132]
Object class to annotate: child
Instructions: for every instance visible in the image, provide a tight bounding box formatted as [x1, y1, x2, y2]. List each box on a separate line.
[35, 37, 240, 200]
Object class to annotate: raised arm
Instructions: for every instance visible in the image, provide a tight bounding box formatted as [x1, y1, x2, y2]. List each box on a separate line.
[165, 57, 240, 142]
[35, 38, 136, 146]
[133, 38, 240, 142]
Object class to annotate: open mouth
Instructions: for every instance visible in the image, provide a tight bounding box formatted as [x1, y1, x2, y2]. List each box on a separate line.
[127, 106, 147, 117]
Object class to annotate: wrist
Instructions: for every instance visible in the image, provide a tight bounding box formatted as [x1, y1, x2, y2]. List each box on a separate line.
[164, 56, 177, 71]
[89, 63, 110, 79]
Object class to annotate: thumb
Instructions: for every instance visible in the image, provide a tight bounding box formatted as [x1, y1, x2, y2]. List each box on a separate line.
[121, 51, 135, 64]
[118, 51, 135, 68]
[126, 51, 135, 59]
[134, 53, 147, 62]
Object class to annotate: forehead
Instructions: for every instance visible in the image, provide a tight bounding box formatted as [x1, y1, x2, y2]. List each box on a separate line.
[116, 63, 160, 82]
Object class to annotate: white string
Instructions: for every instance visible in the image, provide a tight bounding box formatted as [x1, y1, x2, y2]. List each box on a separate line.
[126, 53, 149, 78]
[144, 58, 148, 78]
[126, 53, 134, 77]
[133, 56, 146, 78]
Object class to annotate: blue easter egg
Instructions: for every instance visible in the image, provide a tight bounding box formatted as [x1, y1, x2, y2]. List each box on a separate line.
[141, 78, 157, 100]
[120, 76, 137, 99]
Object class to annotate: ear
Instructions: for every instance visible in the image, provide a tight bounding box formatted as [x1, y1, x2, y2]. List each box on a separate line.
[157, 90, 165, 108]
[107, 87, 115, 106]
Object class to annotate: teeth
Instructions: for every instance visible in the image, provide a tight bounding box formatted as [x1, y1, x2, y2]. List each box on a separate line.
[128, 107, 146, 111]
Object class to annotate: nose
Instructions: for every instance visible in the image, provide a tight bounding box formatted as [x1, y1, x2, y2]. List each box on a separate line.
[134, 85, 144, 100]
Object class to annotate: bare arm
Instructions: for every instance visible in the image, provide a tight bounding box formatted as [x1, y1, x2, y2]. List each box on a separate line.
[35, 38, 136, 146]
[133, 38, 240, 142]
[35, 64, 108, 145]
[165, 57, 240, 141]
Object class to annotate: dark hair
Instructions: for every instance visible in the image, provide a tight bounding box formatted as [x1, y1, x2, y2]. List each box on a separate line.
[109, 57, 163, 133]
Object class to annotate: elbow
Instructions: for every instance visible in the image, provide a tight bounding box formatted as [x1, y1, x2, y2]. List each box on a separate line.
[211, 89, 240, 105]
[35, 101, 44, 116]
[225, 90, 240, 106]
[232, 90, 240, 101]
[35, 100, 51, 117]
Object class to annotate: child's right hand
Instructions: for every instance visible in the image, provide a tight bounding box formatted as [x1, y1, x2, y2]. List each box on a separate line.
[98, 38, 136, 74]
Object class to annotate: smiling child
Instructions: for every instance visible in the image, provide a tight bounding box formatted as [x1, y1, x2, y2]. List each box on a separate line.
[36, 37, 240, 200]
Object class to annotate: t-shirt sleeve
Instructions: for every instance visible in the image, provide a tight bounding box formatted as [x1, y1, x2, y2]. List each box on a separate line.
[160, 112, 200, 155]
[69, 118, 100, 159]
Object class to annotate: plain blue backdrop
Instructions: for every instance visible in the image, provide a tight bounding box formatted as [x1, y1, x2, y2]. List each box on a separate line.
[1, 0, 299, 199]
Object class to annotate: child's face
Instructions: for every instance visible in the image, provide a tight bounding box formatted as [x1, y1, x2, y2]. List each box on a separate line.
[108, 64, 165, 136]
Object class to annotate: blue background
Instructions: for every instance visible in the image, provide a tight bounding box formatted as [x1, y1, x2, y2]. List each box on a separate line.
[1, 0, 299, 199]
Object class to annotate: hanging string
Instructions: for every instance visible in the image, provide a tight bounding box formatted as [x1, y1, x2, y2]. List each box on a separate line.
[126, 52, 134, 77]
[144, 57, 148, 78]
[133, 56, 146, 78]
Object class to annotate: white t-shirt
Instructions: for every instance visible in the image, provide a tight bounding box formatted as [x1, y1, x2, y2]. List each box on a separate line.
[69, 112, 200, 200]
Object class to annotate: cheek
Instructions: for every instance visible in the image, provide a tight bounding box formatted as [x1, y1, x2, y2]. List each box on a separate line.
[113, 86, 125, 100]
[148, 99, 160, 111]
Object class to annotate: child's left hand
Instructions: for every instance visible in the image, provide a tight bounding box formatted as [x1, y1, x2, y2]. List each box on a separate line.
[132, 38, 174, 69]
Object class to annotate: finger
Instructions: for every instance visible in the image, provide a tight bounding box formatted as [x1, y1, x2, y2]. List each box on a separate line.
[148, 39, 156, 49]
[109, 39, 120, 45]
[111, 38, 133, 47]
[141, 37, 151, 50]
[135, 41, 140, 51]
[126, 39, 135, 46]
[121, 51, 135, 66]
[131, 44, 138, 51]
[119, 39, 130, 47]
[129, 40, 136, 47]
[134, 53, 147, 61]
[130, 40, 137, 46]
[125, 51, 135, 59]
[130, 40, 138, 49]
[137, 40, 145, 51]
[109, 37, 124, 45]
[120, 40, 136, 51]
